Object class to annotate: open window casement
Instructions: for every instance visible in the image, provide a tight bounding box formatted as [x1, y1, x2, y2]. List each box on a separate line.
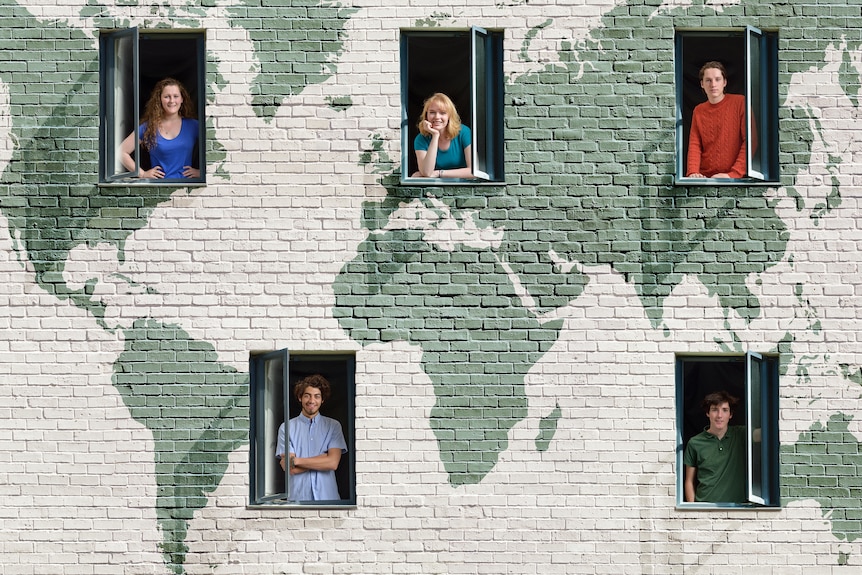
[401, 26, 504, 184]
[674, 28, 779, 185]
[99, 28, 206, 184]
[99, 27, 139, 182]
[470, 26, 504, 182]
[249, 350, 356, 507]
[744, 25, 779, 183]
[249, 349, 291, 505]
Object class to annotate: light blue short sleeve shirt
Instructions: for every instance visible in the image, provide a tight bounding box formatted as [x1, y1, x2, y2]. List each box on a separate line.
[276, 414, 347, 501]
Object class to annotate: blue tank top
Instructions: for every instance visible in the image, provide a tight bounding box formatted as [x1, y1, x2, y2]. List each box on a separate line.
[138, 118, 199, 179]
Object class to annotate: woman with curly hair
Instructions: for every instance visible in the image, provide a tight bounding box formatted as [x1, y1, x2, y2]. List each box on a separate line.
[120, 77, 200, 179]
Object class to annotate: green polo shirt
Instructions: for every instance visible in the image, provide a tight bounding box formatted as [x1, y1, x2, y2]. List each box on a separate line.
[683, 425, 747, 503]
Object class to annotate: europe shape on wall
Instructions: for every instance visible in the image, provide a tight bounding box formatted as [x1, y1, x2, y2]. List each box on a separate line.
[1, 0, 862, 573]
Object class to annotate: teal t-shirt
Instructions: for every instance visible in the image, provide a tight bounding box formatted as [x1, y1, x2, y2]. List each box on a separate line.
[683, 425, 747, 503]
[414, 125, 472, 170]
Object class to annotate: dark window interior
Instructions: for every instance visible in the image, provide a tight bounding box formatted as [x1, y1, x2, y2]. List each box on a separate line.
[267, 356, 353, 501]
[404, 33, 471, 176]
[679, 34, 745, 173]
[680, 358, 746, 449]
[133, 35, 201, 171]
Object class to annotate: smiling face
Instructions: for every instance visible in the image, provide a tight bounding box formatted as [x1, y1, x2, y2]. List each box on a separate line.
[706, 401, 733, 436]
[159, 84, 184, 116]
[700, 66, 727, 104]
[425, 100, 450, 132]
[300, 386, 324, 419]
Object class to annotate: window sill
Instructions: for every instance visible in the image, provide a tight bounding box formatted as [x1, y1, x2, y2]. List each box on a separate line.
[674, 177, 780, 187]
[399, 177, 505, 186]
[676, 501, 781, 510]
[247, 502, 357, 510]
[97, 179, 207, 188]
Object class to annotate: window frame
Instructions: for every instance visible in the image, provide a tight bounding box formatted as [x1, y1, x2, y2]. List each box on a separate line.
[675, 353, 780, 509]
[98, 27, 207, 186]
[248, 350, 356, 508]
[400, 26, 505, 185]
[674, 27, 779, 185]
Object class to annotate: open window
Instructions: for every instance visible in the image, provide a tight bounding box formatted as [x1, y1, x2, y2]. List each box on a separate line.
[675, 27, 779, 184]
[676, 353, 780, 508]
[249, 350, 356, 507]
[99, 28, 206, 184]
[401, 26, 504, 183]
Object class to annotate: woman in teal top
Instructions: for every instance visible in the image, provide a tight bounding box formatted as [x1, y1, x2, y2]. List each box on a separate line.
[413, 93, 474, 179]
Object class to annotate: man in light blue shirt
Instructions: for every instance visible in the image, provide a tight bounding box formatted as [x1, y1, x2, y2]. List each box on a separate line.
[276, 374, 347, 501]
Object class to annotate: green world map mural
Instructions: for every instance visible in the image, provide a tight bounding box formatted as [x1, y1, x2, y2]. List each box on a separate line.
[1, 0, 862, 572]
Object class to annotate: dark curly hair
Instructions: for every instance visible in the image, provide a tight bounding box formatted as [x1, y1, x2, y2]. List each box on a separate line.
[293, 374, 331, 402]
[140, 78, 195, 151]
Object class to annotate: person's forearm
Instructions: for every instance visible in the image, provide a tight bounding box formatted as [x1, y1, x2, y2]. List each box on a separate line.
[120, 153, 136, 173]
[293, 452, 340, 471]
[684, 466, 697, 502]
[119, 131, 139, 175]
[419, 139, 440, 176]
[730, 145, 747, 178]
[439, 167, 474, 179]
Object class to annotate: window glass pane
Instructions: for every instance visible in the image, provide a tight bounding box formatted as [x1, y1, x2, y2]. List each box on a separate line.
[746, 351, 765, 505]
[112, 34, 135, 176]
[472, 26, 489, 180]
[263, 353, 287, 499]
[250, 350, 288, 504]
[746, 26, 765, 180]
[102, 28, 139, 181]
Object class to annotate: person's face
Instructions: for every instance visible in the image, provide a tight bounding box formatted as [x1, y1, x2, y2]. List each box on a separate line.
[300, 386, 324, 418]
[700, 67, 727, 104]
[706, 402, 732, 434]
[425, 101, 449, 130]
[160, 84, 183, 115]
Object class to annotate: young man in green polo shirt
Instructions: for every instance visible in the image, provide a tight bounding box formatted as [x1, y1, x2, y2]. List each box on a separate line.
[683, 391, 746, 503]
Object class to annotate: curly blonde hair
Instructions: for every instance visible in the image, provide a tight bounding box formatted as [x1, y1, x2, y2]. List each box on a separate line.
[416, 92, 462, 140]
[140, 78, 195, 151]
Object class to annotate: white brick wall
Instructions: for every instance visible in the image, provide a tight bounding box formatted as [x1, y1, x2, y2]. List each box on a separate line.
[2, 1, 862, 573]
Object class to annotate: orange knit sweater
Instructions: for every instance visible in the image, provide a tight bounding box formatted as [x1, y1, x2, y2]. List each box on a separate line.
[686, 93, 750, 178]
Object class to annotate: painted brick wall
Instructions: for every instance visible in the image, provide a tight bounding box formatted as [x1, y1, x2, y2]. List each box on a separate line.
[2, 0, 862, 574]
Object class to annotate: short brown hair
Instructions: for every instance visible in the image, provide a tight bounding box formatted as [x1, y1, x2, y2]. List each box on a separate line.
[293, 374, 331, 402]
[701, 390, 739, 414]
[698, 61, 727, 82]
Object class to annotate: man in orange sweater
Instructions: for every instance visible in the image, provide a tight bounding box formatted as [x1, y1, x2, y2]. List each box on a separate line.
[686, 61, 753, 179]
